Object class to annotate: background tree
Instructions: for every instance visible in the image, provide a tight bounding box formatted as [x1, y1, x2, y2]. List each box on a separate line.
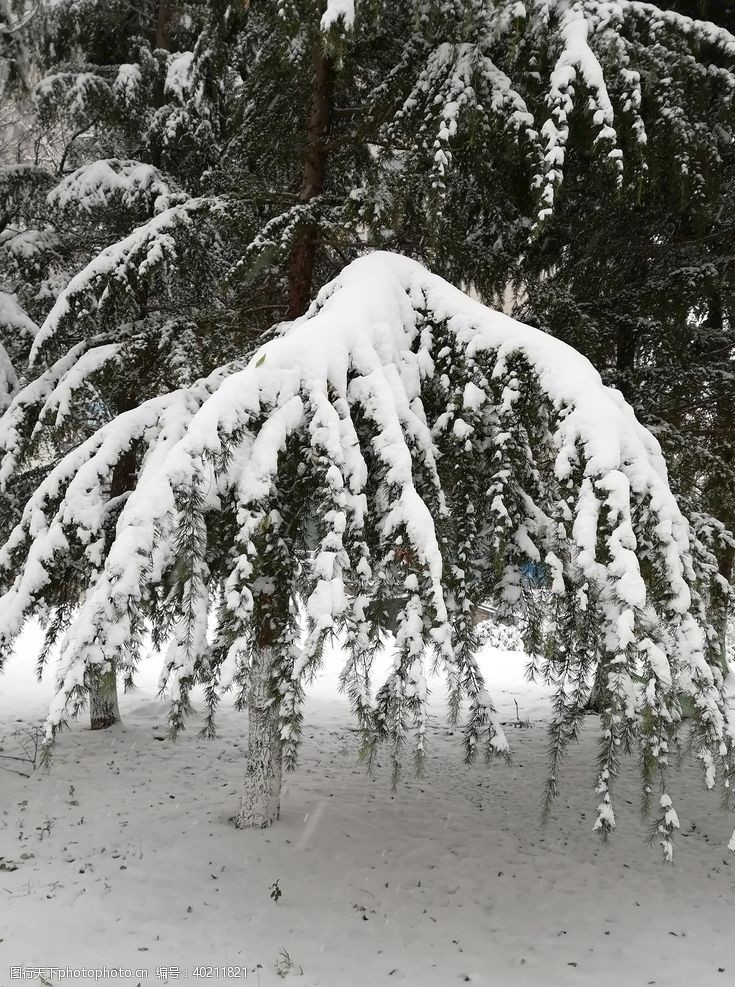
[512, 5, 735, 674]
[0, 0, 229, 723]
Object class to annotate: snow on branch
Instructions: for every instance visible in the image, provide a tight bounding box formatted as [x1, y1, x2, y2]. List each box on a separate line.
[0, 292, 38, 413]
[0, 291, 38, 340]
[389, 41, 536, 210]
[0, 251, 731, 856]
[47, 160, 186, 217]
[33, 71, 113, 129]
[321, 0, 355, 34]
[0, 338, 103, 487]
[538, 3, 623, 221]
[29, 198, 211, 362]
[0, 343, 18, 415]
[624, 0, 735, 54]
[385, 0, 735, 227]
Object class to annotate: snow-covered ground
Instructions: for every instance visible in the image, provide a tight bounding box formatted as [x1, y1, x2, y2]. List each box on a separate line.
[1, 631, 734, 987]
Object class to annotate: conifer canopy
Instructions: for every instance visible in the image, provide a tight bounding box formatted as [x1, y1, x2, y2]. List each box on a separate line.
[0, 251, 731, 858]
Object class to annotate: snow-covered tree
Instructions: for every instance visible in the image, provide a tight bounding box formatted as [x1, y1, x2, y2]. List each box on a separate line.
[0, 252, 733, 859]
[512, 47, 735, 669]
[5, 0, 733, 541]
[12, 0, 733, 331]
[6, 0, 733, 498]
[1, 0, 734, 846]
[0, 0, 232, 723]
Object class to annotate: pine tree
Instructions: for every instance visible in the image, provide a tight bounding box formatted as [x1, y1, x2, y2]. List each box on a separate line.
[0, 0, 230, 723]
[1, 0, 734, 847]
[0, 251, 733, 857]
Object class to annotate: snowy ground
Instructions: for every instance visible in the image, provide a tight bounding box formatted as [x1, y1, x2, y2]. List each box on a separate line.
[2, 630, 735, 987]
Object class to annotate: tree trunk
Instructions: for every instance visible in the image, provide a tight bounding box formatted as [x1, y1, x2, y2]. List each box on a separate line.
[87, 423, 137, 729]
[705, 292, 734, 671]
[614, 320, 637, 403]
[716, 546, 734, 674]
[236, 648, 283, 828]
[235, 36, 334, 829]
[89, 665, 121, 730]
[153, 0, 173, 50]
[287, 49, 334, 319]
[586, 663, 605, 714]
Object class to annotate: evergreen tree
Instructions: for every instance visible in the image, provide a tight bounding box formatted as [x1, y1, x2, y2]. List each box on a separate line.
[5, 0, 733, 540]
[0, 0, 231, 722]
[1, 251, 733, 858]
[0, 0, 734, 845]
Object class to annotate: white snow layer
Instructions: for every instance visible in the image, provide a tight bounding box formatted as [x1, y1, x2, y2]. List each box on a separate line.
[321, 0, 355, 32]
[2, 641, 735, 986]
[0, 291, 39, 338]
[47, 159, 180, 215]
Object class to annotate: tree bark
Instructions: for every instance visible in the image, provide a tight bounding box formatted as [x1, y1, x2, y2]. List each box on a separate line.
[153, 0, 173, 50]
[148, 0, 175, 169]
[614, 320, 637, 403]
[704, 291, 734, 671]
[236, 566, 286, 828]
[89, 664, 121, 730]
[287, 49, 334, 320]
[236, 648, 283, 828]
[586, 664, 605, 714]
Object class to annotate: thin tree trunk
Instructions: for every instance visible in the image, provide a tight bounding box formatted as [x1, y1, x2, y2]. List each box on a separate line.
[614, 320, 637, 403]
[716, 546, 734, 674]
[236, 648, 283, 828]
[236, 35, 334, 829]
[149, 0, 175, 169]
[705, 291, 734, 671]
[154, 0, 173, 50]
[236, 561, 286, 828]
[586, 664, 605, 714]
[87, 431, 137, 729]
[287, 49, 334, 319]
[89, 665, 121, 730]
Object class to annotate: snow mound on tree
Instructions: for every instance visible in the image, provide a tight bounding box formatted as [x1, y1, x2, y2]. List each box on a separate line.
[47, 159, 183, 216]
